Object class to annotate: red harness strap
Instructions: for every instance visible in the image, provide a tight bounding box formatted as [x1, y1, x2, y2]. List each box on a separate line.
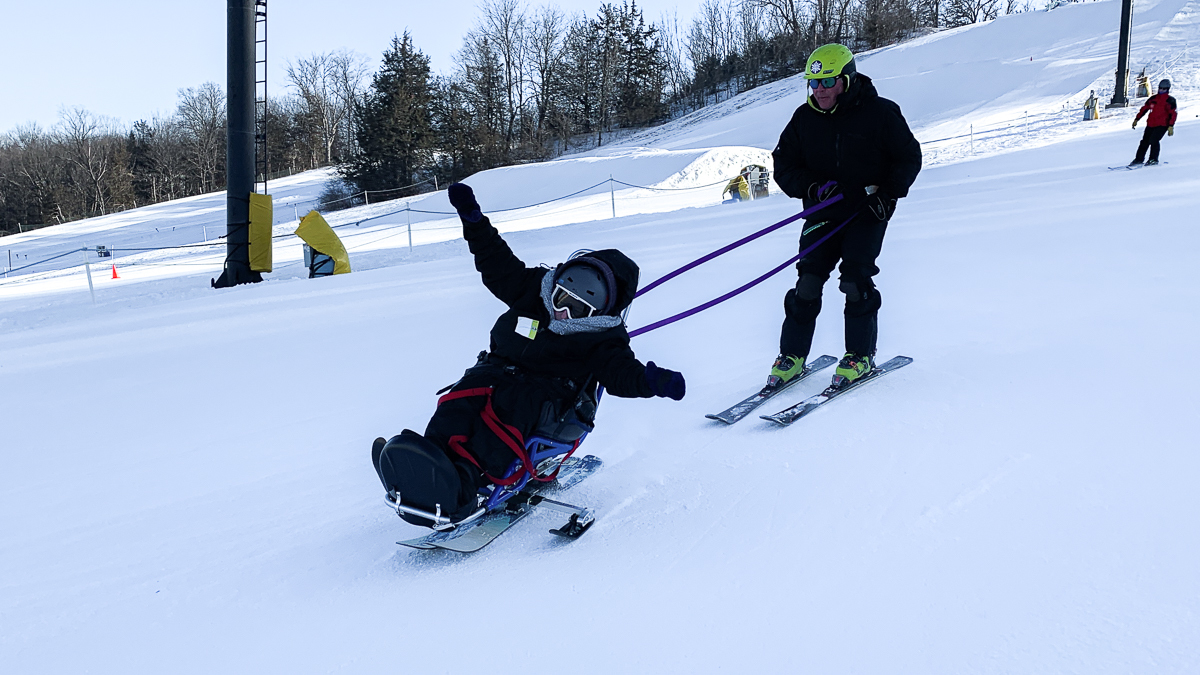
[437, 386, 576, 486]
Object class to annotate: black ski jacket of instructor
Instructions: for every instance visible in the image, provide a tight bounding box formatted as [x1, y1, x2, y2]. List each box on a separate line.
[773, 74, 922, 223]
[463, 213, 655, 399]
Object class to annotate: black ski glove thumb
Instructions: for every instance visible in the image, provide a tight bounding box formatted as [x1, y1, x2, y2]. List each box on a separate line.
[448, 183, 483, 223]
[865, 191, 897, 222]
[645, 361, 686, 401]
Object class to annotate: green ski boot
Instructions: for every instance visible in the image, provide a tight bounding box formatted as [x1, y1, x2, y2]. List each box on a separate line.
[831, 352, 874, 388]
[767, 354, 805, 388]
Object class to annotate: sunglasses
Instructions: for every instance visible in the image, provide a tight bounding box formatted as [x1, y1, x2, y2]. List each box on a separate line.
[552, 284, 598, 319]
[808, 77, 841, 90]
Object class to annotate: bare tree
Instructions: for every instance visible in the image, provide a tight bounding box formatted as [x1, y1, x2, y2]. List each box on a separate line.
[478, 0, 530, 148]
[688, 0, 739, 103]
[526, 4, 567, 151]
[0, 123, 64, 228]
[329, 49, 370, 159]
[749, 0, 809, 37]
[287, 53, 339, 166]
[175, 82, 226, 193]
[944, 0, 1000, 26]
[656, 9, 692, 102]
[54, 107, 127, 217]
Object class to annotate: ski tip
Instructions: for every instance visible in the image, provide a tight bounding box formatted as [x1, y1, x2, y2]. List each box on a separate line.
[704, 413, 734, 424]
[758, 415, 787, 426]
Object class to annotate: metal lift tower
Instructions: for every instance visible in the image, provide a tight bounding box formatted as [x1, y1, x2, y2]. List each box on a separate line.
[1108, 0, 1135, 108]
[214, 0, 267, 288]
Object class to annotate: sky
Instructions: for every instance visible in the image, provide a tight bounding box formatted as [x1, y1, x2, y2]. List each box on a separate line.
[0, 0, 696, 134]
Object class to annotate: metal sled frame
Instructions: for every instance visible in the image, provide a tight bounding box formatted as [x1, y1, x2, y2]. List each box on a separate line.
[383, 427, 591, 531]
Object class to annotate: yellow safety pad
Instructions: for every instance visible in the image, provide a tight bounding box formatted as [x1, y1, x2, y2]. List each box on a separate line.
[295, 210, 352, 275]
[249, 193, 274, 273]
[725, 176, 750, 200]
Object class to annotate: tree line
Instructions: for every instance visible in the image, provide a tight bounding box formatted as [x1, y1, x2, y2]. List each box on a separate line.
[2, 0, 1042, 234]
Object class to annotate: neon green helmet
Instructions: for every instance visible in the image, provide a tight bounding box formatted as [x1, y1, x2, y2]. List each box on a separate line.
[805, 43, 857, 81]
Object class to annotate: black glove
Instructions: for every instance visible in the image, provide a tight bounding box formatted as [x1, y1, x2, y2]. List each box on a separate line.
[645, 361, 686, 401]
[865, 191, 897, 221]
[447, 183, 483, 223]
[807, 181, 841, 202]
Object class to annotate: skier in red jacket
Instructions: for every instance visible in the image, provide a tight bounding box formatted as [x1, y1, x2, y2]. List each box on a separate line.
[1130, 79, 1178, 166]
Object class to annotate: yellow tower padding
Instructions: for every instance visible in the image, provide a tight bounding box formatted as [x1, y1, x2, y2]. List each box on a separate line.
[295, 210, 352, 275]
[249, 193, 274, 273]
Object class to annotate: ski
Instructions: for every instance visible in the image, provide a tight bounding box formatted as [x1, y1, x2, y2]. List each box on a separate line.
[760, 355, 914, 427]
[1109, 162, 1167, 170]
[397, 454, 602, 553]
[705, 354, 837, 425]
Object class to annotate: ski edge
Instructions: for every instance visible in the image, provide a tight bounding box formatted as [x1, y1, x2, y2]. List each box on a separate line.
[759, 355, 914, 426]
[704, 354, 838, 425]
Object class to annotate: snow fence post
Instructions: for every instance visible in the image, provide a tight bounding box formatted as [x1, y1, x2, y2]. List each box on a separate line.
[81, 247, 96, 304]
[610, 176, 616, 219]
[406, 203, 413, 253]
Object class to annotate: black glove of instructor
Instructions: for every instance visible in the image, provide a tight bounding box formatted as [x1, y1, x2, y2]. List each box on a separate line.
[645, 361, 686, 401]
[865, 191, 897, 222]
[447, 183, 483, 223]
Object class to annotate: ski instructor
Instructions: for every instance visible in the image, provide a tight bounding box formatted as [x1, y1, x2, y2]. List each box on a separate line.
[372, 183, 686, 524]
[767, 43, 921, 389]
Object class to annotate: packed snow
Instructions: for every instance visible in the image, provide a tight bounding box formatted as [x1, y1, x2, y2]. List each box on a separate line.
[3, 0, 1199, 672]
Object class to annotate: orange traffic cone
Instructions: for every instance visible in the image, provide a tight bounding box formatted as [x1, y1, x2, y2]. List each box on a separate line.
[111, 263, 120, 279]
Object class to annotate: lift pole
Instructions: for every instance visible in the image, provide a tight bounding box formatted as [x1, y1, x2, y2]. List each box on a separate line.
[213, 0, 262, 288]
[1108, 0, 1135, 108]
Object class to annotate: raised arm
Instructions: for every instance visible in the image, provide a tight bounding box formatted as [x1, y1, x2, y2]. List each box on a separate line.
[448, 183, 544, 307]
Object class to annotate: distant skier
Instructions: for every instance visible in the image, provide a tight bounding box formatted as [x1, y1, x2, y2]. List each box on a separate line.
[767, 43, 922, 389]
[373, 183, 685, 524]
[1129, 79, 1177, 166]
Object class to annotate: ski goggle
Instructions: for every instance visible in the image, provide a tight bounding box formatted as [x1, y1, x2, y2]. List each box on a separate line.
[808, 77, 840, 90]
[552, 284, 598, 319]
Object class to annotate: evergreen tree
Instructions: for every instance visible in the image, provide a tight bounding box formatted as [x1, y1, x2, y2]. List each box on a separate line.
[616, 1, 666, 128]
[343, 33, 435, 196]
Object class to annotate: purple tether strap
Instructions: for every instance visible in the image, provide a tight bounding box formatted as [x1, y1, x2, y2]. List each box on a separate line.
[635, 188, 843, 299]
[628, 211, 857, 338]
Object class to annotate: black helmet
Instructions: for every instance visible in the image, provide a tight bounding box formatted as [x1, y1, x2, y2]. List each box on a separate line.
[1159, 79, 1171, 91]
[552, 258, 615, 318]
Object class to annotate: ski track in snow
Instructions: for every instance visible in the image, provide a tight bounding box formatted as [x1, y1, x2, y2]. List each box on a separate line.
[4, 0, 1200, 672]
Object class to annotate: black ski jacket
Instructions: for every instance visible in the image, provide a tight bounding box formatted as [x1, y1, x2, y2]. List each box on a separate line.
[772, 74, 922, 223]
[463, 214, 654, 399]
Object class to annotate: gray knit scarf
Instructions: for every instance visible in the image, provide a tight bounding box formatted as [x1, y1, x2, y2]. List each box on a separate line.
[539, 269, 623, 335]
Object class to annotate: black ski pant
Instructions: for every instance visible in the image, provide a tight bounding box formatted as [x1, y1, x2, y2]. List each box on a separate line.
[1135, 126, 1169, 163]
[779, 217, 888, 359]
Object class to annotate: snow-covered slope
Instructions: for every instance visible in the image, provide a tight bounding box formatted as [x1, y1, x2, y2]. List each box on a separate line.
[3, 1, 1200, 672]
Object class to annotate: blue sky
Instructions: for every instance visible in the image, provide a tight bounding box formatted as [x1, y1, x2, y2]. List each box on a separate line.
[0, 0, 694, 133]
